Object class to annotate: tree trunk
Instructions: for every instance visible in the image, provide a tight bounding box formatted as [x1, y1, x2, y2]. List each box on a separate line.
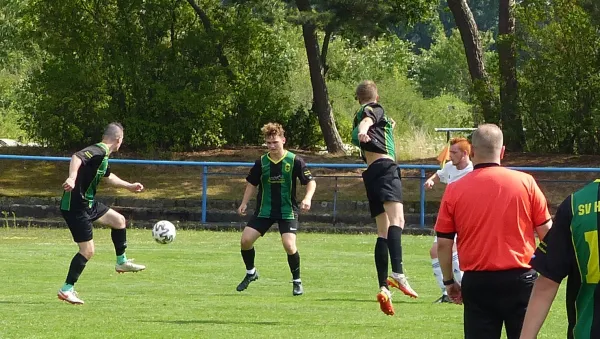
[296, 0, 344, 154]
[447, 0, 499, 125]
[498, 0, 525, 151]
[321, 25, 333, 76]
[186, 0, 235, 81]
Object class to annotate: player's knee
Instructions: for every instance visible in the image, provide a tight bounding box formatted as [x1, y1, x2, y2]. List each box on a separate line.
[80, 247, 95, 260]
[115, 214, 127, 229]
[240, 237, 254, 250]
[430, 245, 437, 259]
[282, 241, 296, 254]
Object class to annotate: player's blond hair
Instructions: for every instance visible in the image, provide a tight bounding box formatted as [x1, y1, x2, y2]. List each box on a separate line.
[355, 80, 378, 104]
[261, 122, 285, 139]
[450, 137, 471, 155]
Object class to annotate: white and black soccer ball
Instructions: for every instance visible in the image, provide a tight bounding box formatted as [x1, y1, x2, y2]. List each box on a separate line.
[152, 220, 176, 244]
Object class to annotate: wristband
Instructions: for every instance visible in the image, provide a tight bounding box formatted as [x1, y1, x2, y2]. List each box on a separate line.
[443, 278, 455, 286]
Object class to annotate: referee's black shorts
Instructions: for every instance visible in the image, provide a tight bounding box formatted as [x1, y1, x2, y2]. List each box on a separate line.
[462, 268, 537, 339]
[361, 158, 402, 218]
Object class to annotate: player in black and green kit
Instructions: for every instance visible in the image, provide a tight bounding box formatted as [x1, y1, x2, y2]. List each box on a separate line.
[520, 180, 600, 339]
[352, 80, 418, 316]
[57, 122, 146, 305]
[236, 122, 316, 296]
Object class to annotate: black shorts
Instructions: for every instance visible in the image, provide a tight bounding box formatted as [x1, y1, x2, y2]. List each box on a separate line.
[247, 215, 299, 236]
[61, 201, 110, 243]
[361, 158, 403, 218]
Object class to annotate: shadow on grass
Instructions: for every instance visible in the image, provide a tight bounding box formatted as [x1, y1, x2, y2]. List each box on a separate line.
[141, 319, 280, 326]
[0, 300, 46, 305]
[316, 297, 416, 305]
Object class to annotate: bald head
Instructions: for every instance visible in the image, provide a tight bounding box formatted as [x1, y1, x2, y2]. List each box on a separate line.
[471, 124, 504, 163]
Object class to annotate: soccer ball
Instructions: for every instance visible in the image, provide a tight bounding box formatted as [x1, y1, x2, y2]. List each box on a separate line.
[152, 220, 176, 244]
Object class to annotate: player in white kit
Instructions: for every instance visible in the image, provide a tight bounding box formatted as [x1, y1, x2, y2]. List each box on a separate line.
[424, 137, 473, 303]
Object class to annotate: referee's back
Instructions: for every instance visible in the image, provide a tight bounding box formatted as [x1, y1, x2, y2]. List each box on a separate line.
[437, 164, 551, 271]
[434, 123, 552, 339]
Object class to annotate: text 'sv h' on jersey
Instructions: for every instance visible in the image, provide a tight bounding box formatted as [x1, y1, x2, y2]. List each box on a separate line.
[60, 143, 111, 211]
[256, 151, 297, 220]
[351, 102, 395, 160]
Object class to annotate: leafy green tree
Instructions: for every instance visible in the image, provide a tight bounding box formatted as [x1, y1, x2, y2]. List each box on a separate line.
[518, 0, 600, 153]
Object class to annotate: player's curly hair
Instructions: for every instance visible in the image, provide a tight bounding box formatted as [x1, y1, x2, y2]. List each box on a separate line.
[261, 122, 285, 138]
[355, 80, 378, 103]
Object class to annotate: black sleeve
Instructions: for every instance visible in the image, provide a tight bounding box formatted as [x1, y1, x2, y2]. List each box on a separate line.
[104, 165, 111, 177]
[294, 156, 314, 185]
[361, 105, 384, 125]
[245, 159, 261, 186]
[530, 196, 575, 283]
[74, 145, 105, 166]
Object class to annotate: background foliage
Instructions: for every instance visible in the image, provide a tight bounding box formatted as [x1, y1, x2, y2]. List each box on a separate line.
[0, 0, 598, 155]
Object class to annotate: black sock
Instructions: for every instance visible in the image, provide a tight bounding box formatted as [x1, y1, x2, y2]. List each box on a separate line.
[241, 248, 255, 271]
[111, 228, 128, 256]
[65, 253, 89, 285]
[387, 226, 403, 274]
[287, 251, 301, 280]
[375, 237, 389, 288]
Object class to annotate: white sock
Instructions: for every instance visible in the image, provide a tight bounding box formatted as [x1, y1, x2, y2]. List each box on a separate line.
[293, 278, 301, 283]
[391, 272, 406, 281]
[452, 252, 463, 285]
[432, 258, 446, 293]
[247, 267, 256, 275]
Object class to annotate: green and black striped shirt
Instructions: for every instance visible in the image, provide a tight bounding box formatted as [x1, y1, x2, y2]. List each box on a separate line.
[351, 102, 396, 161]
[246, 151, 313, 220]
[531, 180, 600, 339]
[60, 143, 111, 211]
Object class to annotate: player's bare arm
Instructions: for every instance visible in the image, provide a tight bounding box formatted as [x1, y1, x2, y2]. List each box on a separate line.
[424, 173, 440, 189]
[357, 117, 374, 143]
[534, 220, 552, 241]
[519, 275, 561, 339]
[237, 183, 257, 216]
[105, 173, 144, 192]
[300, 180, 316, 211]
[62, 155, 83, 191]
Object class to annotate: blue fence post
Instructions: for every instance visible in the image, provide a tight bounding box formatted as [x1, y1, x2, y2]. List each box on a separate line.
[202, 166, 208, 223]
[333, 176, 338, 225]
[420, 168, 426, 228]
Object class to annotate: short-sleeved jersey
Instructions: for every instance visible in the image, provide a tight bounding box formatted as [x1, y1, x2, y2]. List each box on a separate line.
[437, 161, 474, 184]
[60, 143, 111, 211]
[530, 180, 600, 339]
[246, 151, 314, 219]
[435, 164, 551, 271]
[351, 103, 395, 161]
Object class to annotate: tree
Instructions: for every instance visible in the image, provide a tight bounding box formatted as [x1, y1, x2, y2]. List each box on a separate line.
[295, 0, 344, 153]
[446, 0, 499, 124]
[498, 0, 524, 151]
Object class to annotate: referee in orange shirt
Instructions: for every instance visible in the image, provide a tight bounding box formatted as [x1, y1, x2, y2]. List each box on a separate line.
[434, 124, 552, 339]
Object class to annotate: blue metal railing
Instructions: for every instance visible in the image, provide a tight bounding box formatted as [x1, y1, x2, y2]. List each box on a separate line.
[1, 154, 600, 228]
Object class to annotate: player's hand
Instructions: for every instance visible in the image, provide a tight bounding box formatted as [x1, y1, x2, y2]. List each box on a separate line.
[424, 179, 435, 190]
[128, 182, 144, 193]
[389, 118, 396, 129]
[300, 199, 311, 212]
[62, 178, 76, 192]
[358, 132, 371, 143]
[237, 204, 247, 216]
[446, 282, 462, 305]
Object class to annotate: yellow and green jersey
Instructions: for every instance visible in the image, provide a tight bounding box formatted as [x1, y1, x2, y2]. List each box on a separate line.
[246, 151, 313, 220]
[531, 180, 600, 339]
[60, 143, 111, 211]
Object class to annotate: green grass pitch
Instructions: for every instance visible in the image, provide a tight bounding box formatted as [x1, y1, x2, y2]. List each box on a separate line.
[0, 228, 567, 339]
